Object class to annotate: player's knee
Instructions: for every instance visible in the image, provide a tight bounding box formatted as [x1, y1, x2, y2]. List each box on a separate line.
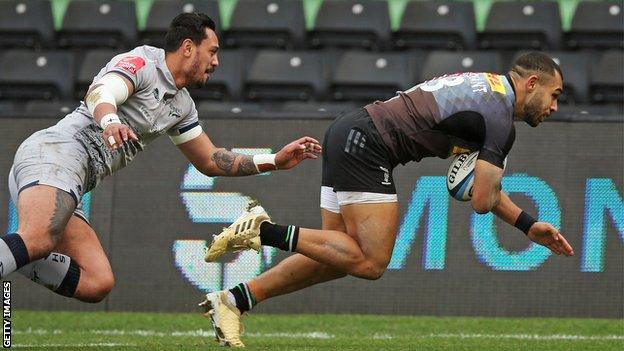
[353, 260, 388, 280]
[79, 273, 115, 303]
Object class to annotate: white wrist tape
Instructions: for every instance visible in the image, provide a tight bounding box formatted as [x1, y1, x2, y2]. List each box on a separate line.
[86, 73, 129, 116]
[100, 113, 121, 130]
[253, 153, 277, 172]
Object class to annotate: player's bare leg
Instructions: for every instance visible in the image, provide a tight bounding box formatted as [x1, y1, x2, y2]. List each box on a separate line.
[247, 209, 348, 303]
[16, 185, 74, 261]
[49, 216, 114, 302]
[8, 185, 114, 302]
[0, 185, 74, 281]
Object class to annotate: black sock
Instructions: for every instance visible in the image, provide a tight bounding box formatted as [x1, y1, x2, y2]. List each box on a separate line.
[259, 222, 299, 252]
[229, 283, 256, 313]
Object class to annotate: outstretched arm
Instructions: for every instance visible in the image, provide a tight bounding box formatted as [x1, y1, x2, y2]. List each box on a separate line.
[492, 192, 574, 256]
[177, 132, 321, 177]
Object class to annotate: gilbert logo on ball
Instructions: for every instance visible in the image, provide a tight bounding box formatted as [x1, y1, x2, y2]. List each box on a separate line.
[447, 151, 479, 201]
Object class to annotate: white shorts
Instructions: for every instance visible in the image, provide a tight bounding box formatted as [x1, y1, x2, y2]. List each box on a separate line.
[9, 130, 90, 223]
[320, 186, 398, 213]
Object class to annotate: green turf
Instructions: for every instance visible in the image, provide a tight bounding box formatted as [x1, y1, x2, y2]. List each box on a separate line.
[10, 310, 624, 350]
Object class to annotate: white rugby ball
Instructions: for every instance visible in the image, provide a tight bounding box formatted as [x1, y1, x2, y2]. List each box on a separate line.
[447, 152, 479, 201]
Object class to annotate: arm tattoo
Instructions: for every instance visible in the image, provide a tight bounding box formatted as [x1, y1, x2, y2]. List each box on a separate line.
[211, 150, 258, 176]
[237, 156, 257, 176]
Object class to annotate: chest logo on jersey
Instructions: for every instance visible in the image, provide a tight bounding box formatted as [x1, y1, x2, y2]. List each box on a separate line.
[168, 104, 182, 119]
[485, 73, 507, 95]
[152, 88, 160, 102]
[114, 56, 145, 76]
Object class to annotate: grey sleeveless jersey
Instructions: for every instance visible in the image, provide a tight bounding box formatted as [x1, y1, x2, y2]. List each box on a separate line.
[44, 45, 200, 192]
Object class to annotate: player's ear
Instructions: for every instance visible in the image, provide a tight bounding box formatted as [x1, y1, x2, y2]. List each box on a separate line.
[181, 39, 194, 57]
[526, 75, 539, 92]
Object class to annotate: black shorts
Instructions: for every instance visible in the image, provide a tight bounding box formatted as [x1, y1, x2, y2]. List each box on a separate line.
[322, 108, 397, 194]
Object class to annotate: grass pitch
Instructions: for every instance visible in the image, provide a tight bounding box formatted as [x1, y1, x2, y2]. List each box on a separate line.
[12, 310, 623, 350]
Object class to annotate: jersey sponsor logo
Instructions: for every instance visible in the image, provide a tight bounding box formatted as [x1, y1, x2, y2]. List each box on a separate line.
[485, 73, 506, 95]
[114, 56, 146, 75]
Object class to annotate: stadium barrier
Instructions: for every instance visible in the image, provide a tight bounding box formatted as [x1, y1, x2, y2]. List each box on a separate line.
[1, 116, 622, 318]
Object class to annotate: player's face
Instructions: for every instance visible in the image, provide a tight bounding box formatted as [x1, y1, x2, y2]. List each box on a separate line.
[189, 28, 220, 88]
[522, 72, 563, 127]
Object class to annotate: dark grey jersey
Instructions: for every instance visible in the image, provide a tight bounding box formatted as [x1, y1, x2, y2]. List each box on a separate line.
[365, 72, 516, 168]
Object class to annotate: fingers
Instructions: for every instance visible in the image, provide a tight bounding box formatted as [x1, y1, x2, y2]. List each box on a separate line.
[120, 128, 129, 142]
[556, 233, 574, 256]
[103, 126, 136, 150]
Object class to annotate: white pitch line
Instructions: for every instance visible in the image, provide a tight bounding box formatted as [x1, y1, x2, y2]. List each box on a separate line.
[428, 333, 624, 341]
[12, 343, 135, 348]
[12, 328, 624, 341]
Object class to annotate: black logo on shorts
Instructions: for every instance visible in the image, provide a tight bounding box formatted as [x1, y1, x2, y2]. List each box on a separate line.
[153, 88, 160, 102]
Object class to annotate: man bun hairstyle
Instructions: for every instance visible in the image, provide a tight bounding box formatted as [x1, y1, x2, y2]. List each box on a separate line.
[510, 51, 563, 81]
[164, 13, 216, 53]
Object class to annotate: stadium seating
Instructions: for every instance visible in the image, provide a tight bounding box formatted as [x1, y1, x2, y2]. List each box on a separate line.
[0, 0, 621, 111]
[244, 50, 326, 101]
[589, 50, 624, 104]
[57, 0, 138, 49]
[224, 0, 306, 49]
[393, 0, 477, 50]
[75, 49, 123, 100]
[189, 49, 248, 101]
[566, 1, 624, 49]
[308, 0, 391, 50]
[142, 0, 221, 48]
[510, 50, 590, 104]
[479, 1, 562, 50]
[420, 51, 503, 81]
[329, 50, 418, 102]
[0, 50, 74, 100]
[0, 0, 55, 49]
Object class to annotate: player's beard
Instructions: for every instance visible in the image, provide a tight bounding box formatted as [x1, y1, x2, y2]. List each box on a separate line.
[190, 56, 204, 89]
[522, 94, 544, 127]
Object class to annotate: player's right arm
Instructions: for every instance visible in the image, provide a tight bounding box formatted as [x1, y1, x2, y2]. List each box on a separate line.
[471, 159, 503, 213]
[85, 73, 138, 150]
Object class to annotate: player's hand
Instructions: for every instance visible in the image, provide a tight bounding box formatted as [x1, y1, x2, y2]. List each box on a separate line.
[274, 136, 322, 170]
[102, 123, 138, 150]
[527, 222, 574, 256]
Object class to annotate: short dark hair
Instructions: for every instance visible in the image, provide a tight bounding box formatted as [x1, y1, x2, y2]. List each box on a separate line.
[164, 13, 216, 53]
[510, 51, 563, 81]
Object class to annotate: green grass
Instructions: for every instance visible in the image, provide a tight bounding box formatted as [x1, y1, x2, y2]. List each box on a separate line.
[11, 310, 624, 350]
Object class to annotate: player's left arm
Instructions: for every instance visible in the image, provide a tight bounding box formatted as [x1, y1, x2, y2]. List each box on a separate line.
[175, 131, 322, 177]
[491, 192, 574, 256]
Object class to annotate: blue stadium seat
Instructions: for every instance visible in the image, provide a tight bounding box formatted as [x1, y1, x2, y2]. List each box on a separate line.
[393, 0, 476, 50]
[329, 50, 416, 102]
[589, 50, 623, 104]
[142, 0, 221, 48]
[308, 0, 391, 50]
[566, 1, 624, 49]
[0, 0, 55, 49]
[0, 50, 74, 100]
[480, 1, 562, 50]
[420, 51, 503, 81]
[58, 0, 137, 49]
[244, 50, 326, 101]
[224, 0, 305, 49]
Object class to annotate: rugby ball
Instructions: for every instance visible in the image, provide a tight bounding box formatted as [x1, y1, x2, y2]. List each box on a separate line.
[447, 152, 479, 201]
